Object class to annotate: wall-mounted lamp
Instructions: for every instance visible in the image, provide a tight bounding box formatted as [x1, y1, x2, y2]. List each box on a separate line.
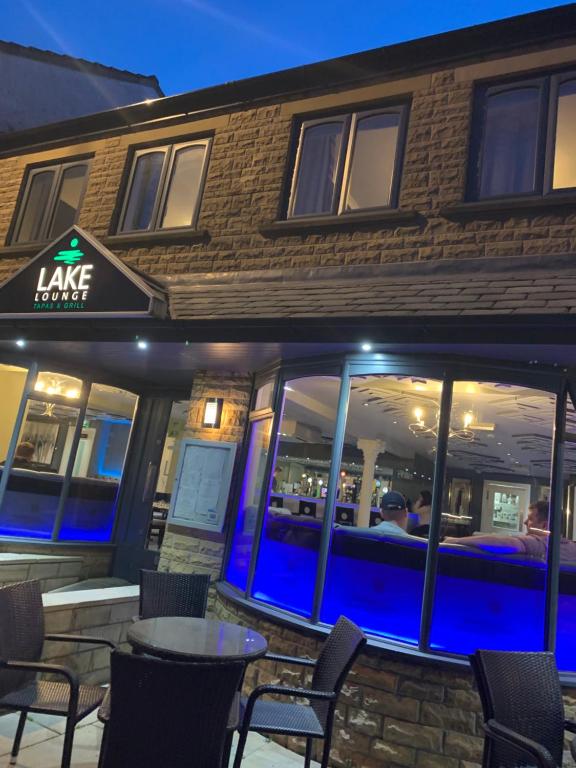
[203, 398, 223, 429]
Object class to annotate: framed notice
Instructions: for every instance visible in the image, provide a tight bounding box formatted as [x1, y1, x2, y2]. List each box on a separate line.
[167, 439, 237, 533]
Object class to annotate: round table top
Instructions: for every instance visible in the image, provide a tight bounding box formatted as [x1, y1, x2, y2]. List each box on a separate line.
[127, 617, 268, 662]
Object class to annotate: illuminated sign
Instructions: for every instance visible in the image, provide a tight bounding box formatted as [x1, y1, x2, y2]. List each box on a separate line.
[0, 226, 165, 319]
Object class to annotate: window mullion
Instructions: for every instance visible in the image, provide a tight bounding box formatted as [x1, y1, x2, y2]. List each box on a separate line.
[337, 114, 357, 215]
[40, 164, 63, 242]
[150, 148, 173, 230]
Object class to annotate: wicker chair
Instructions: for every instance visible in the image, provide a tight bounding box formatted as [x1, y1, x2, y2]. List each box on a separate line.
[233, 615, 367, 768]
[138, 570, 210, 620]
[0, 580, 114, 768]
[470, 650, 576, 768]
[98, 650, 245, 768]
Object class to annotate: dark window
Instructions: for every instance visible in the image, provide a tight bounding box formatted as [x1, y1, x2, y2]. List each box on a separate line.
[13, 161, 90, 244]
[472, 71, 576, 199]
[119, 140, 211, 233]
[288, 106, 407, 218]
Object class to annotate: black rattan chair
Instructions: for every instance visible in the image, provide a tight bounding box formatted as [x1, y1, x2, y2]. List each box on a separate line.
[470, 650, 576, 768]
[0, 580, 115, 768]
[138, 569, 210, 620]
[233, 615, 367, 768]
[98, 650, 245, 768]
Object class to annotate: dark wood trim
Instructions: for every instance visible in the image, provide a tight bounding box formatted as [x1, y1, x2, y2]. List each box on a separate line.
[440, 194, 576, 220]
[102, 229, 210, 249]
[259, 209, 420, 237]
[0, 242, 47, 259]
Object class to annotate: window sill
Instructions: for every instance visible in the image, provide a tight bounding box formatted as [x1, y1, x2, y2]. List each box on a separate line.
[259, 209, 420, 237]
[102, 229, 209, 249]
[440, 194, 576, 221]
[0, 241, 49, 258]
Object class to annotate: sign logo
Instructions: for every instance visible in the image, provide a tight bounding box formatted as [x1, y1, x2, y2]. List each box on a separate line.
[53, 237, 84, 266]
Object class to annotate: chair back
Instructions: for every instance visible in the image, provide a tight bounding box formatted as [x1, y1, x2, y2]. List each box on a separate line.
[139, 570, 210, 619]
[471, 650, 564, 768]
[100, 651, 245, 768]
[0, 580, 44, 698]
[311, 616, 367, 724]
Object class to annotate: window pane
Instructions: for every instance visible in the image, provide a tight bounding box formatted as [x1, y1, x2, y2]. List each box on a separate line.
[345, 113, 400, 210]
[121, 152, 164, 231]
[479, 88, 540, 198]
[321, 375, 440, 645]
[251, 376, 341, 617]
[58, 383, 138, 541]
[553, 80, 576, 190]
[430, 382, 554, 654]
[291, 122, 344, 216]
[49, 164, 88, 238]
[555, 396, 576, 671]
[0, 398, 80, 539]
[15, 170, 55, 243]
[254, 381, 274, 411]
[161, 145, 206, 229]
[226, 417, 273, 591]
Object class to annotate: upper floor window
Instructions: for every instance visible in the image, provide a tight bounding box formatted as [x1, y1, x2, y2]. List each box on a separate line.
[287, 106, 408, 218]
[471, 72, 576, 199]
[119, 140, 211, 233]
[12, 159, 90, 245]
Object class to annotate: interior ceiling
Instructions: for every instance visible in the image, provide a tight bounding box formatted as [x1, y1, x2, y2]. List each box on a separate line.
[2, 341, 576, 389]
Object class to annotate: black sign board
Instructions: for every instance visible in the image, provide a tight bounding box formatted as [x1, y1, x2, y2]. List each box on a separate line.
[0, 226, 165, 319]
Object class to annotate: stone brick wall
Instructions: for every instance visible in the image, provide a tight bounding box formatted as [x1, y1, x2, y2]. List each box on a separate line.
[41, 586, 139, 685]
[0, 542, 114, 580]
[1, 50, 576, 286]
[213, 589, 576, 768]
[157, 372, 251, 581]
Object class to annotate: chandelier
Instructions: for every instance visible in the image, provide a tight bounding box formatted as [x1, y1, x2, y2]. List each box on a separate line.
[409, 408, 494, 442]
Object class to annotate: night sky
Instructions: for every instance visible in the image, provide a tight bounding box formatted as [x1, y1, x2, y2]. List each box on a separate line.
[4, 0, 571, 96]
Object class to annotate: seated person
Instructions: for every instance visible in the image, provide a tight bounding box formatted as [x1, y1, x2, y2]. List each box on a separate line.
[413, 490, 432, 526]
[372, 491, 413, 537]
[444, 500, 576, 563]
[11, 441, 36, 468]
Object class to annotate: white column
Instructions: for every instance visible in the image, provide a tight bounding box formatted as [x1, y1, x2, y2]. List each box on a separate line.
[356, 438, 386, 527]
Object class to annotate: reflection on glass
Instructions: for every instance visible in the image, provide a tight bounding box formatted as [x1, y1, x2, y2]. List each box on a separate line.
[252, 376, 341, 617]
[0, 398, 80, 539]
[430, 382, 554, 654]
[161, 145, 207, 229]
[292, 122, 344, 216]
[555, 397, 576, 671]
[122, 151, 164, 231]
[553, 80, 576, 190]
[15, 170, 55, 243]
[34, 371, 82, 401]
[321, 375, 440, 644]
[58, 384, 138, 541]
[480, 88, 540, 198]
[345, 113, 400, 210]
[49, 164, 88, 238]
[226, 417, 273, 591]
[147, 400, 190, 551]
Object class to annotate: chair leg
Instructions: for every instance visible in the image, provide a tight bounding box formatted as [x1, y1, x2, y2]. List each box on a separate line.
[10, 711, 27, 765]
[232, 726, 250, 768]
[61, 716, 76, 768]
[304, 738, 313, 768]
[320, 735, 332, 768]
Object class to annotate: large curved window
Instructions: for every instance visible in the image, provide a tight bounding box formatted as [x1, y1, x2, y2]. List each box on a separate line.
[251, 376, 341, 617]
[225, 357, 576, 671]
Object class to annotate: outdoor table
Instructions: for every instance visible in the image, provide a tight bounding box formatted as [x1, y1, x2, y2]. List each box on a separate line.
[127, 617, 268, 662]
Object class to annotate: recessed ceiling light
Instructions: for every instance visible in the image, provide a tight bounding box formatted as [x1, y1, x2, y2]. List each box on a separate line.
[361, 342, 372, 352]
[137, 340, 148, 350]
[15, 339, 26, 348]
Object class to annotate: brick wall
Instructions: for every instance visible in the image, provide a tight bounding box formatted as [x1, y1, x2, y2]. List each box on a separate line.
[0, 57, 575, 286]
[213, 590, 576, 768]
[157, 371, 251, 581]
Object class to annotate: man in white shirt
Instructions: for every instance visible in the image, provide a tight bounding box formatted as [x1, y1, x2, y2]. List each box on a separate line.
[373, 491, 412, 537]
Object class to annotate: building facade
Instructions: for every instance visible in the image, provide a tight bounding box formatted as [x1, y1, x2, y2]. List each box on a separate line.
[1, 6, 576, 766]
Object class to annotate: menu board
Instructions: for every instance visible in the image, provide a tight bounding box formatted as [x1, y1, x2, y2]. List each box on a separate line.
[167, 439, 237, 533]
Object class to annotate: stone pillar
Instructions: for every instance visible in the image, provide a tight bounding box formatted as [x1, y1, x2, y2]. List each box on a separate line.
[356, 438, 385, 527]
[158, 371, 251, 580]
